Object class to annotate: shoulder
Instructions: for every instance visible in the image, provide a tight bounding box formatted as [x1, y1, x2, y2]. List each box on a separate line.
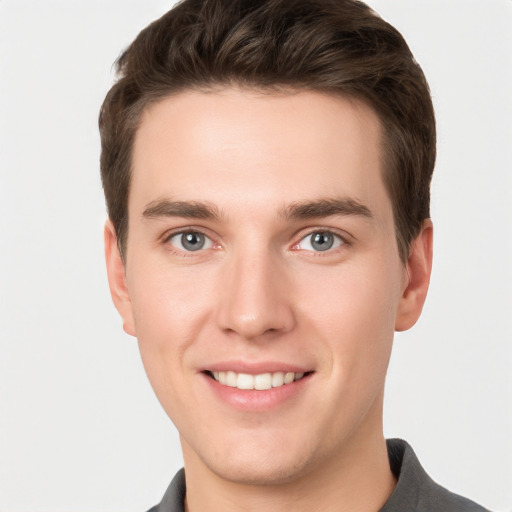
[146, 468, 186, 512]
[381, 439, 490, 512]
[146, 442, 491, 512]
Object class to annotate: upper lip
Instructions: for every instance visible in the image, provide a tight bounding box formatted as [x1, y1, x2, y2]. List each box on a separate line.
[202, 361, 312, 374]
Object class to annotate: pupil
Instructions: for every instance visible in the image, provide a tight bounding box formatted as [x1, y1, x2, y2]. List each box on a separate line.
[311, 232, 333, 251]
[182, 232, 205, 251]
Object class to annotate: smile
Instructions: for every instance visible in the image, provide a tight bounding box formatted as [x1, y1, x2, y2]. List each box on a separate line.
[209, 371, 306, 390]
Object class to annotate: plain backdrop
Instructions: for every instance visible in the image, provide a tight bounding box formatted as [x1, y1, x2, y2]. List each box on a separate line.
[1, 1, 511, 511]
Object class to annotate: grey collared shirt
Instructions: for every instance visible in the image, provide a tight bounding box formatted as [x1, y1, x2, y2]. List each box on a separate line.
[147, 439, 490, 511]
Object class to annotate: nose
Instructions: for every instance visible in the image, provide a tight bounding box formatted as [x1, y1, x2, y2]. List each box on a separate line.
[215, 249, 295, 341]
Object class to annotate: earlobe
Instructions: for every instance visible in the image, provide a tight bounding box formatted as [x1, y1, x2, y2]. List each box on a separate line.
[395, 219, 433, 332]
[104, 220, 136, 337]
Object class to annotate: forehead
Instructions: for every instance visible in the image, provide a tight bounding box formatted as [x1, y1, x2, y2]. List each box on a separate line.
[130, 88, 389, 220]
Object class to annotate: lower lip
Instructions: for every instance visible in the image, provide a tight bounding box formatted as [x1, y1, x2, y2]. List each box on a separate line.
[202, 373, 311, 412]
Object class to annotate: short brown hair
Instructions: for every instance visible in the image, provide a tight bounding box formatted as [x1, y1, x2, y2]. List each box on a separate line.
[99, 0, 436, 262]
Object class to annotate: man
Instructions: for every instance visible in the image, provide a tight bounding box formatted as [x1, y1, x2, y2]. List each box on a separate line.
[99, 0, 489, 510]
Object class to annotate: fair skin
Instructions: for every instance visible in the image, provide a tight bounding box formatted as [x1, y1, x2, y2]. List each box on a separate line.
[105, 88, 432, 512]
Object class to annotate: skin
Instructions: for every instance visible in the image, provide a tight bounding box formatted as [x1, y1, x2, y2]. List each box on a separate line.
[105, 88, 433, 512]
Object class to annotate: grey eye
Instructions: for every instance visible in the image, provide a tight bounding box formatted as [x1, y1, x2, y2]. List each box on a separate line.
[297, 231, 344, 252]
[310, 232, 334, 251]
[181, 232, 205, 251]
[168, 231, 213, 252]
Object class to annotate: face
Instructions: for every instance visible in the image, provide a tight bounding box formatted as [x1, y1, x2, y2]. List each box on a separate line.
[106, 88, 431, 485]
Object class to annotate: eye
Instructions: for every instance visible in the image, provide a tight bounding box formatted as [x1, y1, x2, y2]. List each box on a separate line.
[296, 231, 345, 252]
[167, 231, 214, 252]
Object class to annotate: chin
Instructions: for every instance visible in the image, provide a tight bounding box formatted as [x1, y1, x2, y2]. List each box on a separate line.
[206, 452, 313, 486]
[189, 430, 321, 486]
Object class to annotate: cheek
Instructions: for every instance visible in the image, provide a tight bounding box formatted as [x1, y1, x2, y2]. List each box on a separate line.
[129, 259, 213, 334]
[126, 264, 215, 424]
[296, 257, 402, 376]
[301, 256, 400, 327]
[126, 261, 217, 385]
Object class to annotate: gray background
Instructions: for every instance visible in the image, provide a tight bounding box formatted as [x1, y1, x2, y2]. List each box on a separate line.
[1, 1, 511, 511]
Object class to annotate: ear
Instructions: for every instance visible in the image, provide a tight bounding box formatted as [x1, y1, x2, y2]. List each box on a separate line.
[104, 220, 136, 336]
[395, 219, 433, 332]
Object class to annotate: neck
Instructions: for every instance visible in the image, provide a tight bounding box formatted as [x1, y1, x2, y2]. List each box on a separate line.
[181, 396, 396, 512]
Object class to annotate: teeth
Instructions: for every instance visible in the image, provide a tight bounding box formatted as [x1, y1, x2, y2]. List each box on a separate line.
[226, 371, 237, 387]
[211, 370, 306, 390]
[271, 372, 284, 387]
[284, 372, 295, 384]
[254, 373, 272, 390]
[237, 373, 254, 390]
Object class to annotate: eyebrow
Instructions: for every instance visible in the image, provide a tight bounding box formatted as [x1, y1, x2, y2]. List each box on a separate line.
[280, 198, 373, 220]
[141, 197, 373, 222]
[142, 199, 222, 220]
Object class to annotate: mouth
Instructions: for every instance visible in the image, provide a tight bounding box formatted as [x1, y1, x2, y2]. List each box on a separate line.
[205, 370, 311, 390]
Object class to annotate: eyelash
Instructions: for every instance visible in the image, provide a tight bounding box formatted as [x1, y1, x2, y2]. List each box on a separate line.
[162, 227, 350, 258]
[292, 229, 348, 254]
[163, 228, 217, 256]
